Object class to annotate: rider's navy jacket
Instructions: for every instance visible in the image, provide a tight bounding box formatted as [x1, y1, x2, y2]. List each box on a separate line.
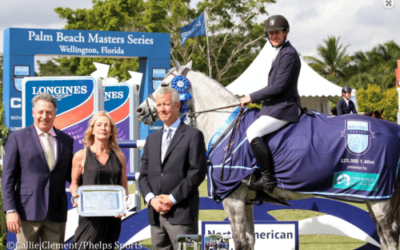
[337, 98, 357, 115]
[249, 41, 301, 122]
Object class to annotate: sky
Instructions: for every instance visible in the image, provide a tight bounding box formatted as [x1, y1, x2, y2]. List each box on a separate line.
[0, 0, 399, 59]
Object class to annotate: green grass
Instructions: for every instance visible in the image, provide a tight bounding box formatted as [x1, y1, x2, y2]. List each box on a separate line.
[130, 181, 381, 249]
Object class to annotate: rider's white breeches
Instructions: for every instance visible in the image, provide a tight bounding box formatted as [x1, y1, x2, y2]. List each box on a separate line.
[246, 115, 289, 142]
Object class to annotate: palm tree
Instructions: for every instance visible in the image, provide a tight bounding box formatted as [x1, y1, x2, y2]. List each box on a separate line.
[304, 36, 350, 82]
[339, 41, 400, 90]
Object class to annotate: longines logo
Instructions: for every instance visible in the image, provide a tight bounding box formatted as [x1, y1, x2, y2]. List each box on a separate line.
[53, 94, 72, 101]
[104, 91, 124, 101]
[32, 86, 88, 101]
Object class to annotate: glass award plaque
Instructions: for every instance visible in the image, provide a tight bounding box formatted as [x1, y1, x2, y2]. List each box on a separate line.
[76, 185, 126, 217]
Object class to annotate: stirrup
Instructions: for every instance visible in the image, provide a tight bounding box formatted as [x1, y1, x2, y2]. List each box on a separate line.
[251, 176, 276, 194]
[256, 182, 275, 194]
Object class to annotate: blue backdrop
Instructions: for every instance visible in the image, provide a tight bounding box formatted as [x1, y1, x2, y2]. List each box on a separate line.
[3, 28, 169, 140]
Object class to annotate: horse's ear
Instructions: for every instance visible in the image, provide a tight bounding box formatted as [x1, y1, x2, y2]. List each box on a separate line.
[185, 61, 193, 69]
[171, 54, 182, 72]
[380, 109, 384, 115]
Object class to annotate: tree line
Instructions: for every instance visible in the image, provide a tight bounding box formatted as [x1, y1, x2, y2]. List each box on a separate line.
[304, 36, 399, 122]
[38, 0, 274, 86]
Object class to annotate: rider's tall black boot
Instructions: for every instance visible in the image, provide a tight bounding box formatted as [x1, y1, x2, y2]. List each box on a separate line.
[250, 137, 275, 194]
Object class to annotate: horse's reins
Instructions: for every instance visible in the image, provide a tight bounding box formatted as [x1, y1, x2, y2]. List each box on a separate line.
[186, 104, 241, 119]
[219, 107, 244, 181]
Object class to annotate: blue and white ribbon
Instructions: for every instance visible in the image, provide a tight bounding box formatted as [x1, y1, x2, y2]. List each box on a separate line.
[171, 75, 192, 101]
[171, 75, 193, 117]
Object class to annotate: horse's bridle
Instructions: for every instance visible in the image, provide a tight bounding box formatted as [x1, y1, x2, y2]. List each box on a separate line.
[167, 67, 191, 78]
[145, 95, 157, 123]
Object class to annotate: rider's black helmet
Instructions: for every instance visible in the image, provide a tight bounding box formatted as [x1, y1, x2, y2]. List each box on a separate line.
[264, 15, 290, 34]
[342, 86, 352, 93]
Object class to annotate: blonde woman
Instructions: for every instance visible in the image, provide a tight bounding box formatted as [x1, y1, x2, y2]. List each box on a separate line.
[70, 111, 128, 250]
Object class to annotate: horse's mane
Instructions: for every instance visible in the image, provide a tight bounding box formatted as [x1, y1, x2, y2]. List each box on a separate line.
[190, 69, 238, 97]
[191, 69, 238, 101]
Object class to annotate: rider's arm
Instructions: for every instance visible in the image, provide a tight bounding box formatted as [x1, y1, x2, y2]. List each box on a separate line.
[351, 101, 358, 114]
[337, 99, 343, 115]
[250, 51, 298, 103]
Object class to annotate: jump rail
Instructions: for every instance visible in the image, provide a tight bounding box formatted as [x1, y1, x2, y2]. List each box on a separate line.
[118, 140, 145, 181]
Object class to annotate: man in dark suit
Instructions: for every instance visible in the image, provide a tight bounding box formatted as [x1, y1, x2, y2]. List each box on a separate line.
[2, 93, 74, 249]
[337, 86, 357, 115]
[239, 15, 301, 194]
[139, 87, 207, 250]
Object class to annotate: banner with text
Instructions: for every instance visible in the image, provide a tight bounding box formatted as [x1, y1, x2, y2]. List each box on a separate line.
[22, 76, 103, 152]
[202, 221, 298, 250]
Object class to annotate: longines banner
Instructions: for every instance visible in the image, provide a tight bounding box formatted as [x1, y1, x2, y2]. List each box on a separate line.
[104, 83, 140, 174]
[22, 76, 103, 152]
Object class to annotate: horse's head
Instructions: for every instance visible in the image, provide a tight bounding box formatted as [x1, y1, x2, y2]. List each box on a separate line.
[363, 109, 384, 120]
[135, 59, 194, 125]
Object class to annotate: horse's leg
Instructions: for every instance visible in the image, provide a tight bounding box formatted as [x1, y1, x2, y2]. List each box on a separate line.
[223, 184, 251, 250]
[366, 201, 388, 249]
[244, 203, 255, 249]
[366, 200, 399, 250]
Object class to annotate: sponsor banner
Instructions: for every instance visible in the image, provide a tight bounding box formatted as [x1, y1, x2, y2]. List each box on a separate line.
[14, 66, 30, 76]
[64, 117, 92, 153]
[6, 28, 169, 58]
[152, 68, 167, 79]
[104, 84, 134, 173]
[22, 76, 102, 153]
[333, 171, 379, 191]
[202, 221, 298, 250]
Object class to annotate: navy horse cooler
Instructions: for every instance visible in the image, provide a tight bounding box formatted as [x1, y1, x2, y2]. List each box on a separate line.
[207, 109, 400, 202]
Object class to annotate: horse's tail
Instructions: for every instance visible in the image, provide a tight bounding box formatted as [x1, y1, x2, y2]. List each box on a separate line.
[390, 170, 400, 220]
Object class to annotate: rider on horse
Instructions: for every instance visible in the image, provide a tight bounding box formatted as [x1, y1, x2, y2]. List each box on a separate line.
[337, 86, 358, 115]
[239, 15, 302, 195]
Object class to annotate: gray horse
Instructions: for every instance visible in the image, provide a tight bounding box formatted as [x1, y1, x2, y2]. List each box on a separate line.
[135, 60, 400, 250]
